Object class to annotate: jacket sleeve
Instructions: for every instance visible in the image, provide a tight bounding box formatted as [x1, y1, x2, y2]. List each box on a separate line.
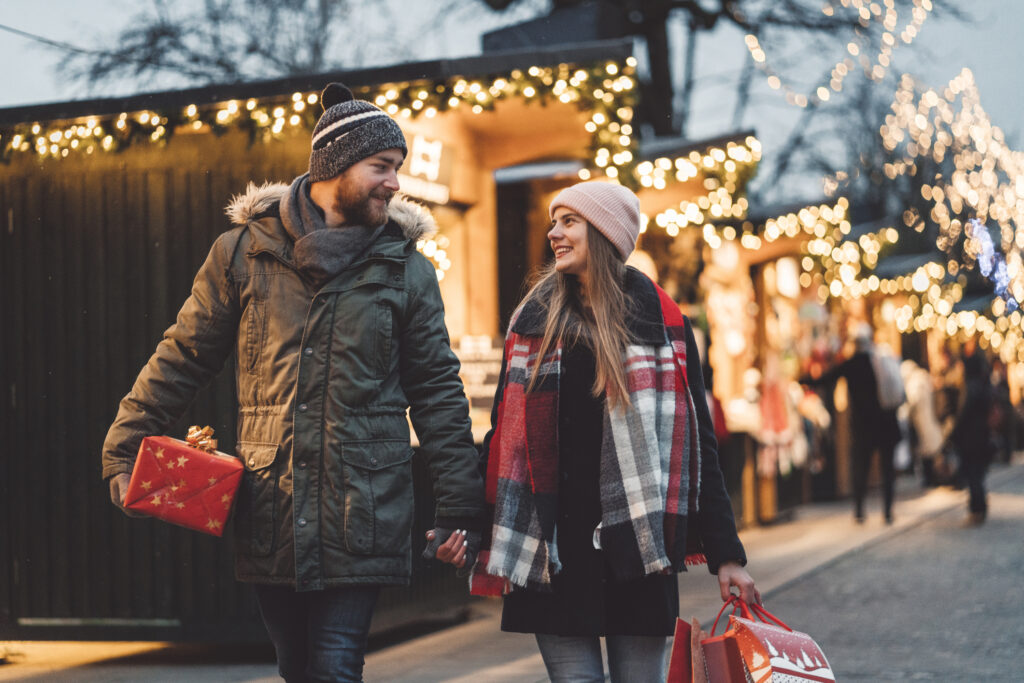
[399, 252, 485, 528]
[685, 318, 747, 573]
[100, 231, 242, 480]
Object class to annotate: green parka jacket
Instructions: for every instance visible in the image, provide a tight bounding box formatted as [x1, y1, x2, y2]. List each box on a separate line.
[101, 182, 484, 590]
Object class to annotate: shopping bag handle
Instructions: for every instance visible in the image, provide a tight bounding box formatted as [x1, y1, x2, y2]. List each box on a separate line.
[749, 603, 793, 631]
[711, 597, 795, 635]
[710, 595, 753, 635]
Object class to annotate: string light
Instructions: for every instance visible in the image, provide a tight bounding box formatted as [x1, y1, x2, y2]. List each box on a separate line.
[416, 234, 453, 282]
[739, 0, 934, 108]
[0, 57, 643, 186]
[881, 67, 1024, 343]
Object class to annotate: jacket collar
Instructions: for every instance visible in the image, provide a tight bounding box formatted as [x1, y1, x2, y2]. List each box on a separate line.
[224, 180, 438, 265]
[510, 267, 667, 346]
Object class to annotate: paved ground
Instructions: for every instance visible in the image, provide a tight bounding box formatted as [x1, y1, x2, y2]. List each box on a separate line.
[2, 458, 1021, 682]
[761, 463, 1024, 680]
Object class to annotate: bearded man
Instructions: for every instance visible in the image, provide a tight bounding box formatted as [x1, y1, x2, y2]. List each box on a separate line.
[101, 83, 483, 682]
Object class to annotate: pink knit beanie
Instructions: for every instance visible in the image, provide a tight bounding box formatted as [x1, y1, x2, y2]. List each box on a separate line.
[549, 181, 641, 260]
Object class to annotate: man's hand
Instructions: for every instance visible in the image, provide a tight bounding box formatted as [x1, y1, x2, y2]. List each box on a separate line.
[718, 561, 761, 605]
[422, 528, 480, 570]
[109, 473, 145, 518]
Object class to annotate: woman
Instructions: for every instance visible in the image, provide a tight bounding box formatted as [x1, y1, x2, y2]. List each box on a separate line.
[465, 181, 758, 682]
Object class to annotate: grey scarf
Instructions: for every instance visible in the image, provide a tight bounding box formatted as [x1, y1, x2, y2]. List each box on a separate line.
[279, 173, 385, 288]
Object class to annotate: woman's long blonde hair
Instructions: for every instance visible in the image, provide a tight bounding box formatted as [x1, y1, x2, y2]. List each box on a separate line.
[523, 224, 632, 409]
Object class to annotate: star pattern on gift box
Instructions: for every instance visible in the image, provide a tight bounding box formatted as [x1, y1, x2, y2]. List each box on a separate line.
[125, 436, 243, 537]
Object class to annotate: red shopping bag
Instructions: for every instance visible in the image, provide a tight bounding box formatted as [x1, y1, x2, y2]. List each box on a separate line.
[671, 598, 835, 683]
[667, 612, 745, 683]
[728, 601, 834, 682]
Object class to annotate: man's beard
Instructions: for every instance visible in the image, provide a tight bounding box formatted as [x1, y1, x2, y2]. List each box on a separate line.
[333, 182, 392, 227]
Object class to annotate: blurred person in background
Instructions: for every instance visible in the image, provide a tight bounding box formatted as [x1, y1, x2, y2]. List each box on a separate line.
[902, 359, 945, 487]
[952, 337, 994, 525]
[803, 324, 902, 524]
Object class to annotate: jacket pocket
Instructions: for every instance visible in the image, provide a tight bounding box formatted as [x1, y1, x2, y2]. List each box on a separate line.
[242, 301, 265, 373]
[340, 440, 414, 556]
[234, 441, 279, 557]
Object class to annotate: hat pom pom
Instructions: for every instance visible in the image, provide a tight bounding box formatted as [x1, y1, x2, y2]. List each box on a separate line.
[321, 82, 353, 110]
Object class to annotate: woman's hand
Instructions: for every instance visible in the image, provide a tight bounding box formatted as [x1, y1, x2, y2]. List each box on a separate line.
[717, 561, 761, 605]
[424, 528, 477, 569]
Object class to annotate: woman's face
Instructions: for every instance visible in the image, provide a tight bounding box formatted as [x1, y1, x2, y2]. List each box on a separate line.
[548, 206, 589, 278]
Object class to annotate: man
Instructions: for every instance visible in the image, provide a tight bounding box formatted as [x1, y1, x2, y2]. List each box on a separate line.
[102, 83, 483, 682]
[804, 324, 902, 524]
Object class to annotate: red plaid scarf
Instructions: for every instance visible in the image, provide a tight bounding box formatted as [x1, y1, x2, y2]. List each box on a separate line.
[471, 279, 706, 596]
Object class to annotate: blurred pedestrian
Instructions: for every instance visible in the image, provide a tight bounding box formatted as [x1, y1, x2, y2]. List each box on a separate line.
[989, 358, 1014, 464]
[471, 181, 757, 683]
[901, 359, 944, 486]
[804, 324, 902, 524]
[102, 83, 484, 682]
[952, 338, 994, 524]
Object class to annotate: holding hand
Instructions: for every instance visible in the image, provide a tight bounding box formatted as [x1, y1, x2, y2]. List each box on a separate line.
[422, 527, 480, 570]
[108, 473, 145, 518]
[718, 561, 761, 605]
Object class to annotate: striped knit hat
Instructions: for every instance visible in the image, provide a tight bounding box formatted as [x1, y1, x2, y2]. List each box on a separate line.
[549, 181, 641, 260]
[309, 83, 407, 182]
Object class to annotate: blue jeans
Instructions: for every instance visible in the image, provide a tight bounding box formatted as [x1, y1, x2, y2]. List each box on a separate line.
[254, 584, 380, 683]
[535, 633, 668, 683]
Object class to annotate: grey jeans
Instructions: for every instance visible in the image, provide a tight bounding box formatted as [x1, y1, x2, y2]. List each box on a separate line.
[535, 633, 668, 683]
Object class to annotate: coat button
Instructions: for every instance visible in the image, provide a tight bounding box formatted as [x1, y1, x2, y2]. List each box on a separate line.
[392, 275, 400, 282]
[299, 403, 308, 412]
[370, 457, 378, 466]
[298, 460, 307, 469]
[248, 458, 256, 467]
[298, 518, 307, 527]
[303, 347, 313, 356]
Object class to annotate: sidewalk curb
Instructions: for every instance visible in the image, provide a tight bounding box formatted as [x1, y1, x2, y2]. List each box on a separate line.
[759, 462, 1024, 604]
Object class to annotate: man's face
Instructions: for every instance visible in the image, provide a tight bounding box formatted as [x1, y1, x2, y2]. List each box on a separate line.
[332, 149, 404, 227]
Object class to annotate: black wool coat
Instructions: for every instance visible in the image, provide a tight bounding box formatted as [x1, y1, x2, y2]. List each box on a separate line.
[499, 270, 745, 637]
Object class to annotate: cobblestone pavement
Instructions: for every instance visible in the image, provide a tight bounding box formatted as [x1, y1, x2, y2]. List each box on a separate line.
[756, 464, 1024, 681]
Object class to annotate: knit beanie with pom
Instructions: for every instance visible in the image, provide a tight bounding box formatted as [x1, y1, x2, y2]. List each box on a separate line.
[308, 82, 407, 182]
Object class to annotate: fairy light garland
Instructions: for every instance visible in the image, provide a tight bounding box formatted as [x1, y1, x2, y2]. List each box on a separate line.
[0, 58, 639, 178]
[881, 68, 1024, 346]
[738, 0, 933, 109]
[661, 197, 851, 253]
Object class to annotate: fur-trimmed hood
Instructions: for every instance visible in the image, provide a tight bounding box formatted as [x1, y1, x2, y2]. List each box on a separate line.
[225, 180, 438, 242]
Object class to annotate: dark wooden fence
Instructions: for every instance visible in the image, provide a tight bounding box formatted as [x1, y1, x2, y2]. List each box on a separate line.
[0, 130, 468, 641]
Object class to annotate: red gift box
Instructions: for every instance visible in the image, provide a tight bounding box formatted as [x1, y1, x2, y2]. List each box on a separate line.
[124, 431, 243, 537]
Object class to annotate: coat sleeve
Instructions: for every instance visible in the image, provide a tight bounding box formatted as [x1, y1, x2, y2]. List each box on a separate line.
[684, 318, 747, 573]
[100, 231, 242, 480]
[399, 252, 485, 528]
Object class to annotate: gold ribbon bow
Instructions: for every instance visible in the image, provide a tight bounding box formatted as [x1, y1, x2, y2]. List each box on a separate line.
[186, 425, 218, 453]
